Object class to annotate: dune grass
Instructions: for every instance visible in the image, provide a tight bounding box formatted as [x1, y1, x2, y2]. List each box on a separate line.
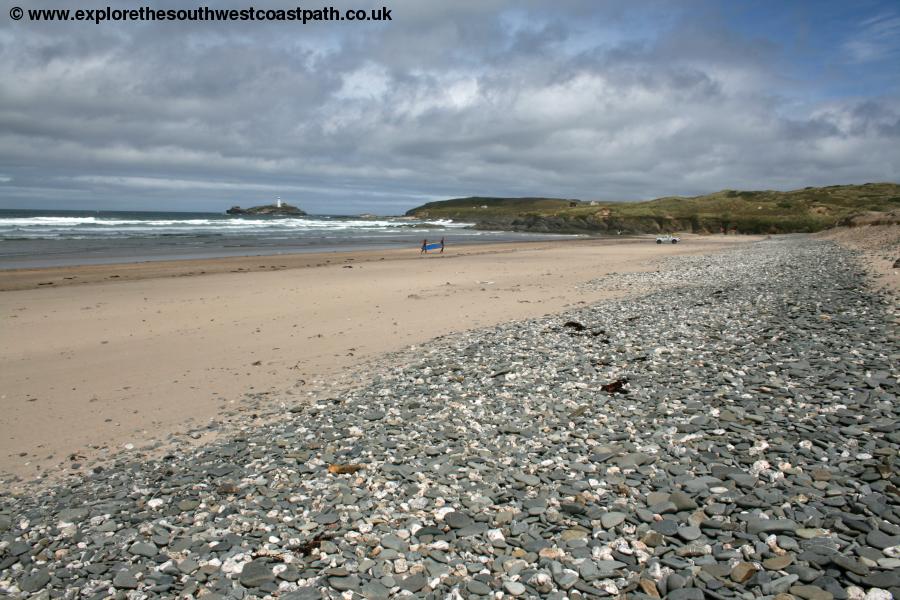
[407, 183, 900, 234]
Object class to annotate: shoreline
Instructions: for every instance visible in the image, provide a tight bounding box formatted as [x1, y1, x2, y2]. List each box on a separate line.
[1, 234, 761, 483]
[0, 238, 592, 292]
[2, 234, 896, 599]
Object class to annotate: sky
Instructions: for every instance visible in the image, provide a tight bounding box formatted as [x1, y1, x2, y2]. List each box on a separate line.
[1, 0, 898, 214]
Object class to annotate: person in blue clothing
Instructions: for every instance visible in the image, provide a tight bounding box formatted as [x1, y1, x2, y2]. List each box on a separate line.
[421, 239, 427, 254]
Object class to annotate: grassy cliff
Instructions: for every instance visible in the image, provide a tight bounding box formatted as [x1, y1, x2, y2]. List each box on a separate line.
[406, 183, 900, 234]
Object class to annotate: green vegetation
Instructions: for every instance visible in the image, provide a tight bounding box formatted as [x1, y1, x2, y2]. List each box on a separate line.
[406, 183, 900, 234]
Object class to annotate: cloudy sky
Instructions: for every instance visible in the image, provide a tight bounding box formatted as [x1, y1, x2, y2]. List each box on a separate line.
[1, 0, 898, 214]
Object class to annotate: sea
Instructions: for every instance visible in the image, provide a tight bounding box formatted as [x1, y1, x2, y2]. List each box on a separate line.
[0, 209, 577, 269]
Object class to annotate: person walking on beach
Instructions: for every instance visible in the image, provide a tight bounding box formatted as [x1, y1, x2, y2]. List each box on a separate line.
[421, 239, 428, 254]
[440, 237, 445, 253]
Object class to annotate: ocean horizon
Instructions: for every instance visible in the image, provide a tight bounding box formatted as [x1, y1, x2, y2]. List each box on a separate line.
[0, 208, 578, 269]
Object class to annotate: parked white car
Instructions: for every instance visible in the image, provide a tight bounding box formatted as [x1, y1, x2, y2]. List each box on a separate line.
[656, 235, 680, 244]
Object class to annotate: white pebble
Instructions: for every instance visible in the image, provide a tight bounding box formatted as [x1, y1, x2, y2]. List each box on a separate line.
[486, 529, 505, 543]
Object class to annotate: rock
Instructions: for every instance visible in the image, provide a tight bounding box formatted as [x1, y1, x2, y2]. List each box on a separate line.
[512, 471, 540, 486]
[329, 575, 361, 591]
[764, 574, 801, 595]
[503, 580, 527, 596]
[554, 569, 579, 589]
[283, 588, 324, 600]
[669, 490, 699, 511]
[380, 534, 408, 552]
[128, 541, 157, 557]
[361, 581, 390, 600]
[678, 525, 702, 541]
[790, 585, 834, 600]
[866, 530, 900, 550]
[400, 573, 427, 593]
[113, 570, 139, 590]
[764, 555, 795, 570]
[831, 555, 869, 576]
[444, 511, 474, 529]
[19, 569, 51, 593]
[796, 528, 829, 539]
[226, 203, 306, 216]
[240, 560, 274, 588]
[747, 518, 799, 535]
[642, 530, 665, 547]
[732, 562, 758, 583]
[467, 579, 492, 595]
[668, 588, 705, 600]
[862, 571, 900, 589]
[653, 519, 679, 536]
[639, 578, 661, 598]
[601, 511, 627, 528]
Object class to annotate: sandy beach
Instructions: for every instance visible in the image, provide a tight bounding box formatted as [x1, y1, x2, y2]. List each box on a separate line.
[0, 234, 758, 482]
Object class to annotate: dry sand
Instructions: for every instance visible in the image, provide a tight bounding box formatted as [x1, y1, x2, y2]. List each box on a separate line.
[816, 224, 900, 298]
[1, 235, 760, 482]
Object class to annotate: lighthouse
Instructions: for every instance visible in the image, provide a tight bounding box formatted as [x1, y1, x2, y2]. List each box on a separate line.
[276, 196, 282, 208]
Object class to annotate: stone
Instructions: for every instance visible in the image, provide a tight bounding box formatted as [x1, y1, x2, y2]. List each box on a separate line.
[361, 581, 390, 600]
[601, 511, 627, 528]
[19, 569, 51, 593]
[790, 585, 834, 600]
[669, 491, 699, 511]
[113, 570, 139, 590]
[731, 562, 758, 583]
[554, 569, 579, 589]
[467, 579, 492, 595]
[380, 534, 408, 552]
[240, 559, 275, 588]
[747, 518, 799, 535]
[866, 530, 900, 550]
[764, 555, 795, 570]
[639, 578, 661, 598]
[668, 588, 705, 600]
[503, 580, 526, 596]
[400, 573, 428, 593]
[862, 571, 900, 589]
[831, 555, 869, 576]
[329, 575, 361, 591]
[444, 511, 474, 529]
[678, 525, 702, 541]
[128, 541, 157, 557]
[652, 519, 679, 536]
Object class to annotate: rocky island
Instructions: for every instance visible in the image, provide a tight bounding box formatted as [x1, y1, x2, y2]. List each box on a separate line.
[226, 203, 306, 216]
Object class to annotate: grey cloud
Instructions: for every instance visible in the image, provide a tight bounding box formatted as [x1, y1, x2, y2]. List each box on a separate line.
[0, 1, 897, 212]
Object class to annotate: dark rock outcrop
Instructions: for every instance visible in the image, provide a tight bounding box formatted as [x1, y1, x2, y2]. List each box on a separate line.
[226, 204, 306, 216]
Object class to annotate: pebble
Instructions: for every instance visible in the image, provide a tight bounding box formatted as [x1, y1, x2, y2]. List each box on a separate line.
[113, 570, 139, 590]
[503, 580, 527, 596]
[601, 511, 626, 528]
[19, 568, 50, 593]
[732, 562, 758, 583]
[240, 560, 275, 588]
[1, 238, 897, 600]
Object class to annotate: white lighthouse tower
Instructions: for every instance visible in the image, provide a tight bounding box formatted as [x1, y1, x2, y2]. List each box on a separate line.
[276, 196, 283, 208]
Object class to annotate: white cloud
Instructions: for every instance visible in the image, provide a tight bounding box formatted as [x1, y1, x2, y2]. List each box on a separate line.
[0, 2, 897, 212]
